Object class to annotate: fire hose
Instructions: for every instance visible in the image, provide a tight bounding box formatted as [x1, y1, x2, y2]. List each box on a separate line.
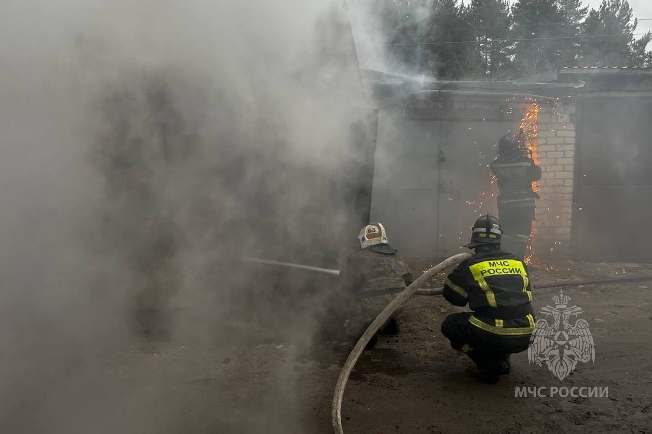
[330, 253, 472, 434]
[242, 255, 652, 296]
[241, 255, 652, 433]
[362, 274, 652, 297]
[330, 266, 652, 434]
[240, 256, 341, 275]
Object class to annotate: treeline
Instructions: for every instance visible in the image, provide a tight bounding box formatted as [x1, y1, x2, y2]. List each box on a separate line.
[371, 0, 652, 79]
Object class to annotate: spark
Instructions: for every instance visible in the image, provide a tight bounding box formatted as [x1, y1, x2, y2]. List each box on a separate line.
[520, 103, 540, 262]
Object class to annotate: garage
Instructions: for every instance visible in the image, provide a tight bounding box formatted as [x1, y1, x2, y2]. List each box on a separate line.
[369, 90, 542, 258]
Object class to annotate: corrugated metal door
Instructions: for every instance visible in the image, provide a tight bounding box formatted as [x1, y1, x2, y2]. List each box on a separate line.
[436, 120, 518, 257]
[370, 112, 441, 257]
[370, 109, 519, 258]
[571, 94, 652, 262]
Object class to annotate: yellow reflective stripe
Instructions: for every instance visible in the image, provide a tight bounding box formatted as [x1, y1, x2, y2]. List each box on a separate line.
[469, 260, 527, 280]
[522, 275, 533, 301]
[527, 314, 535, 328]
[495, 319, 504, 328]
[477, 277, 497, 307]
[445, 278, 468, 298]
[469, 316, 534, 336]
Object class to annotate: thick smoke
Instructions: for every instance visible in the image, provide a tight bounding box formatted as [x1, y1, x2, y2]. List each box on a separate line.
[349, 0, 437, 77]
[0, 1, 377, 432]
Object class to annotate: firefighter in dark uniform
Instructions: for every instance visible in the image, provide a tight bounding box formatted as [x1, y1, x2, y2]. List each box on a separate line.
[339, 223, 414, 349]
[490, 134, 541, 260]
[440, 215, 535, 383]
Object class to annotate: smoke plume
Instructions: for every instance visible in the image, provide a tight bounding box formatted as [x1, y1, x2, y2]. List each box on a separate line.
[0, 1, 378, 432]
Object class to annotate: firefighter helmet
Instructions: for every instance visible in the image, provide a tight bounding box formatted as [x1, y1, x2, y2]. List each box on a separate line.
[358, 223, 389, 249]
[464, 214, 502, 248]
[498, 134, 519, 154]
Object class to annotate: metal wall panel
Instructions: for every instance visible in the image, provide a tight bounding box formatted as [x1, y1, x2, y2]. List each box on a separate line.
[370, 189, 440, 258]
[572, 95, 652, 262]
[370, 108, 519, 258]
[577, 95, 652, 186]
[372, 114, 440, 190]
[572, 185, 652, 262]
[370, 112, 441, 257]
[437, 121, 514, 256]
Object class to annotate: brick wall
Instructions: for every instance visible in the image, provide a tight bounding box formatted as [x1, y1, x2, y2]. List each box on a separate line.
[531, 103, 576, 257]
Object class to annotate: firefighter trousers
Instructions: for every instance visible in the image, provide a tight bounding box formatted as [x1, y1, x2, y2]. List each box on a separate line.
[441, 312, 531, 371]
[497, 201, 535, 260]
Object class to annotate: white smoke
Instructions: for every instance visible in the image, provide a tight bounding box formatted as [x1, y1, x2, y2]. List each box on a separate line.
[0, 1, 377, 432]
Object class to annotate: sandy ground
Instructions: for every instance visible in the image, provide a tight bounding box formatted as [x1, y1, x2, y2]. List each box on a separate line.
[337, 279, 652, 433]
[4, 260, 652, 434]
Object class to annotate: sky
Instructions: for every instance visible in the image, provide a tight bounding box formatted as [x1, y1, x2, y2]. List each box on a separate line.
[458, 1, 652, 36]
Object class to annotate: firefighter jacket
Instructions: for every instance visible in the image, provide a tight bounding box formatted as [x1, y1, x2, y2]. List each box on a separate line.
[490, 151, 541, 203]
[443, 250, 535, 336]
[340, 244, 414, 297]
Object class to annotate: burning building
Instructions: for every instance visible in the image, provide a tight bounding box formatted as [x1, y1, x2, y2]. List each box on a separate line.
[362, 67, 652, 263]
[364, 74, 579, 261]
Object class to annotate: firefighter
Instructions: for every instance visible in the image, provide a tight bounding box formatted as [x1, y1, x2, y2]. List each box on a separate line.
[440, 214, 535, 383]
[490, 134, 541, 260]
[339, 223, 414, 349]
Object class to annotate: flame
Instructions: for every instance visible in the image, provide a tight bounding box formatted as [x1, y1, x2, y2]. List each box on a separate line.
[520, 103, 540, 264]
[520, 103, 540, 191]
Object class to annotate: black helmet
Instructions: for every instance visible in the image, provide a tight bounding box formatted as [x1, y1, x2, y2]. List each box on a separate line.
[464, 214, 502, 248]
[498, 134, 519, 154]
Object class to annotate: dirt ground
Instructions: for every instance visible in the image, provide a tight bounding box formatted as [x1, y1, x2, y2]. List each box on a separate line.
[331, 259, 652, 434]
[6, 259, 652, 434]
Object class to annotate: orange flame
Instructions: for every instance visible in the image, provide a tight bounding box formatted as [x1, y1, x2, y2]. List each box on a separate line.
[520, 103, 540, 191]
[520, 103, 539, 264]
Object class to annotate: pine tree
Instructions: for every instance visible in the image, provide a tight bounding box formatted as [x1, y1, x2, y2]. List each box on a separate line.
[469, 0, 514, 80]
[421, 0, 482, 79]
[511, 0, 565, 76]
[579, 0, 652, 67]
[557, 0, 589, 67]
[367, 0, 652, 78]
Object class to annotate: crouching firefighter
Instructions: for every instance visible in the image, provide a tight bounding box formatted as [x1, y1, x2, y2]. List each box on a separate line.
[490, 134, 541, 260]
[339, 223, 414, 349]
[440, 215, 535, 383]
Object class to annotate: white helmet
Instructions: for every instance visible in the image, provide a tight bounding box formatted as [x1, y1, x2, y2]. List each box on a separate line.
[358, 223, 389, 249]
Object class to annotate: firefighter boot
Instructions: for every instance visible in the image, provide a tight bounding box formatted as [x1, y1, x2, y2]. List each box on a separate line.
[468, 351, 501, 384]
[478, 368, 501, 384]
[382, 317, 400, 335]
[500, 354, 511, 376]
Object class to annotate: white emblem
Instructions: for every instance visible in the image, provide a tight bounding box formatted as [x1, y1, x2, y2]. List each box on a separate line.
[528, 290, 595, 381]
